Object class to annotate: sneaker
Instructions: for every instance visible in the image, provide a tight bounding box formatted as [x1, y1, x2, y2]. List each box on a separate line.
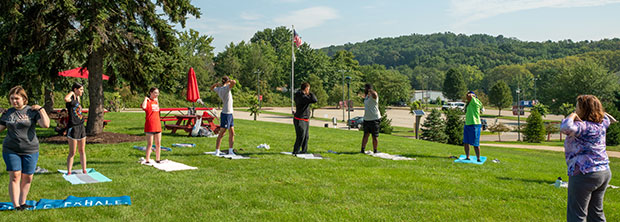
[20, 204, 33, 209]
[228, 150, 236, 156]
[214, 150, 221, 156]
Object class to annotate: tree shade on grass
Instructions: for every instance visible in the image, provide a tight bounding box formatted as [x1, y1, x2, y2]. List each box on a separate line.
[0, 112, 619, 221]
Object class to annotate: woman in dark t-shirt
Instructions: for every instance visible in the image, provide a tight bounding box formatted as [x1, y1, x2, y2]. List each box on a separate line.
[0, 86, 50, 210]
[65, 82, 87, 175]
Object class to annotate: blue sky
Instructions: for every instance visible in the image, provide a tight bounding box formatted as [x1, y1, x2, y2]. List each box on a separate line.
[176, 0, 620, 52]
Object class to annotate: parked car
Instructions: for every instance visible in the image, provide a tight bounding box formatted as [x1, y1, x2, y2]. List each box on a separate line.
[441, 102, 466, 111]
[348, 116, 364, 128]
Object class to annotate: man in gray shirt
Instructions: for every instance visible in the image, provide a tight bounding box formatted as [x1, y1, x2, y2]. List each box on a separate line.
[211, 76, 237, 156]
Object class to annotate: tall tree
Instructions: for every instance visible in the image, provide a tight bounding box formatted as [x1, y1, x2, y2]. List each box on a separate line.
[0, 1, 75, 110]
[489, 80, 512, 116]
[49, 0, 201, 135]
[442, 68, 466, 101]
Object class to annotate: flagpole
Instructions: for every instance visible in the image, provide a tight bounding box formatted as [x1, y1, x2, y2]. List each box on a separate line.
[291, 25, 295, 113]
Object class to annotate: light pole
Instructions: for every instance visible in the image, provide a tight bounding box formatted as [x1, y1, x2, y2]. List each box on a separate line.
[338, 69, 347, 122]
[533, 77, 539, 102]
[516, 88, 521, 141]
[346, 76, 351, 130]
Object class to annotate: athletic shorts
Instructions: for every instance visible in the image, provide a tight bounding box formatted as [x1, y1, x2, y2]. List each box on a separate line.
[463, 124, 482, 147]
[363, 119, 381, 138]
[220, 113, 234, 129]
[145, 132, 161, 135]
[3, 152, 39, 174]
[67, 124, 86, 140]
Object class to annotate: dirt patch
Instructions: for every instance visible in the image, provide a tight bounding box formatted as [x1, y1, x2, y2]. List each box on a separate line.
[41, 132, 144, 144]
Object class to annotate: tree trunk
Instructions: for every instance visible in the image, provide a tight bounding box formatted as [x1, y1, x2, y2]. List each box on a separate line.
[498, 108, 501, 117]
[86, 47, 105, 136]
[44, 86, 54, 113]
[498, 133, 501, 142]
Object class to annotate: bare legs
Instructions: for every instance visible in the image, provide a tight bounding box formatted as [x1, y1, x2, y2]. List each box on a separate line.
[464, 143, 481, 161]
[215, 127, 235, 153]
[361, 132, 378, 153]
[67, 138, 87, 174]
[8, 171, 34, 208]
[145, 133, 162, 162]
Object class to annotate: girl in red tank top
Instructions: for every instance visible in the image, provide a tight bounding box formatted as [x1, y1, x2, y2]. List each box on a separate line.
[141, 87, 162, 163]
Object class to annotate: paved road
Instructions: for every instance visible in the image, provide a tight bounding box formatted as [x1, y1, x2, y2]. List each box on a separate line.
[480, 143, 620, 159]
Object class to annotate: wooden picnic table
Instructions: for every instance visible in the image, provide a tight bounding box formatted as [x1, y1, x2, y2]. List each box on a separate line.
[164, 114, 219, 136]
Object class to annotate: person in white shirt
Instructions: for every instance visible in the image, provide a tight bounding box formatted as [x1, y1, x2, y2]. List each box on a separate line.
[210, 76, 237, 156]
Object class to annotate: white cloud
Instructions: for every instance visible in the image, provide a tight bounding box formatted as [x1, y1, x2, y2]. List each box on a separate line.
[240, 12, 262, 21]
[273, 6, 339, 30]
[449, 0, 620, 26]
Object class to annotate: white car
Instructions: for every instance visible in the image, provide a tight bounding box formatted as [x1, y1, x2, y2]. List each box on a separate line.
[442, 102, 466, 111]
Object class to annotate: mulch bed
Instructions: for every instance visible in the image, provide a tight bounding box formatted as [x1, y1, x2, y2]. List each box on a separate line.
[41, 132, 144, 144]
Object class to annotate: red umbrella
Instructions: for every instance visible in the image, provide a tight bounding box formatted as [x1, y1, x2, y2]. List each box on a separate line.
[58, 67, 110, 80]
[186, 67, 200, 102]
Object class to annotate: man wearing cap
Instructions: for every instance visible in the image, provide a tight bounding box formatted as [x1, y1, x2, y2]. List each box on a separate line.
[463, 91, 483, 162]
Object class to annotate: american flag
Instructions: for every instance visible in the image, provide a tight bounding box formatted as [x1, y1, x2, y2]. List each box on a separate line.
[293, 30, 302, 47]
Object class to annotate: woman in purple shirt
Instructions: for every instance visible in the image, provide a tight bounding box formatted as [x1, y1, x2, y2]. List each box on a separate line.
[560, 95, 616, 222]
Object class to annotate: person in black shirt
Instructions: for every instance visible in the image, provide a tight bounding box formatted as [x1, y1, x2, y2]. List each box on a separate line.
[292, 82, 317, 154]
[65, 83, 87, 175]
[0, 86, 50, 210]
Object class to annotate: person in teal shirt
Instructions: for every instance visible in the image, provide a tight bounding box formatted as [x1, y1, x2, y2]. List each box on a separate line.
[463, 91, 483, 162]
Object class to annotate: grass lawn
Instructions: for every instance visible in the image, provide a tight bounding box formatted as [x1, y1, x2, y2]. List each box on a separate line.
[1, 112, 619, 221]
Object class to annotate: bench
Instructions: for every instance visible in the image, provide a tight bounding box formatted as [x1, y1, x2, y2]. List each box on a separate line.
[164, 124, 193, 134]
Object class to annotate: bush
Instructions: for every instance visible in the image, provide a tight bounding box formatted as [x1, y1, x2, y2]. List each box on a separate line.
[524, 110, 546, 143]
[421, 109, 447, 143]
[545, 123, 560, 142]
[604, 103, 620, 146]
[488, 121, 511, 141]
[444, 109, 464, 145]
[378, 104, 393, 134]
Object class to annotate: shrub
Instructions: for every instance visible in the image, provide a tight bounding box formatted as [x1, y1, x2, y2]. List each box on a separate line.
[524, 110, 546, 143]
[444, 109, 464, 145]
[421, 109, 447, 143]
[378, 104, 393, 134]
[488, 121, 511, 142]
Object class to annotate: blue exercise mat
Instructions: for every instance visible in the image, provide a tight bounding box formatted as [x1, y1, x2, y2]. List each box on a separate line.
[133, 145, 172, 151]
[58, 168, 112, 185]
[0, 195, 131, 211]
[454, 155, 487, 165]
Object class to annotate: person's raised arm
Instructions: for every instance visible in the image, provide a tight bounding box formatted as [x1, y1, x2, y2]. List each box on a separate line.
[32, 105, 50, 128]
[605, 113, 618, 124]
[141, 97, 149, 110]
[229, 80, 237, 89]
[308, 92, 318, 104]
[371, 90, 378, 99]
[561, 113, 581, 136]
[64, 91, 75, 103]
[210, 82, 220, 91]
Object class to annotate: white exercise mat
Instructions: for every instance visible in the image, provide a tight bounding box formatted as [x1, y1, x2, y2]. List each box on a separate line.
[364, 151, 415, 160]
[204, 152, 251, 159]
[280, 152, 324, 159]
[139, 158, 197, 172]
